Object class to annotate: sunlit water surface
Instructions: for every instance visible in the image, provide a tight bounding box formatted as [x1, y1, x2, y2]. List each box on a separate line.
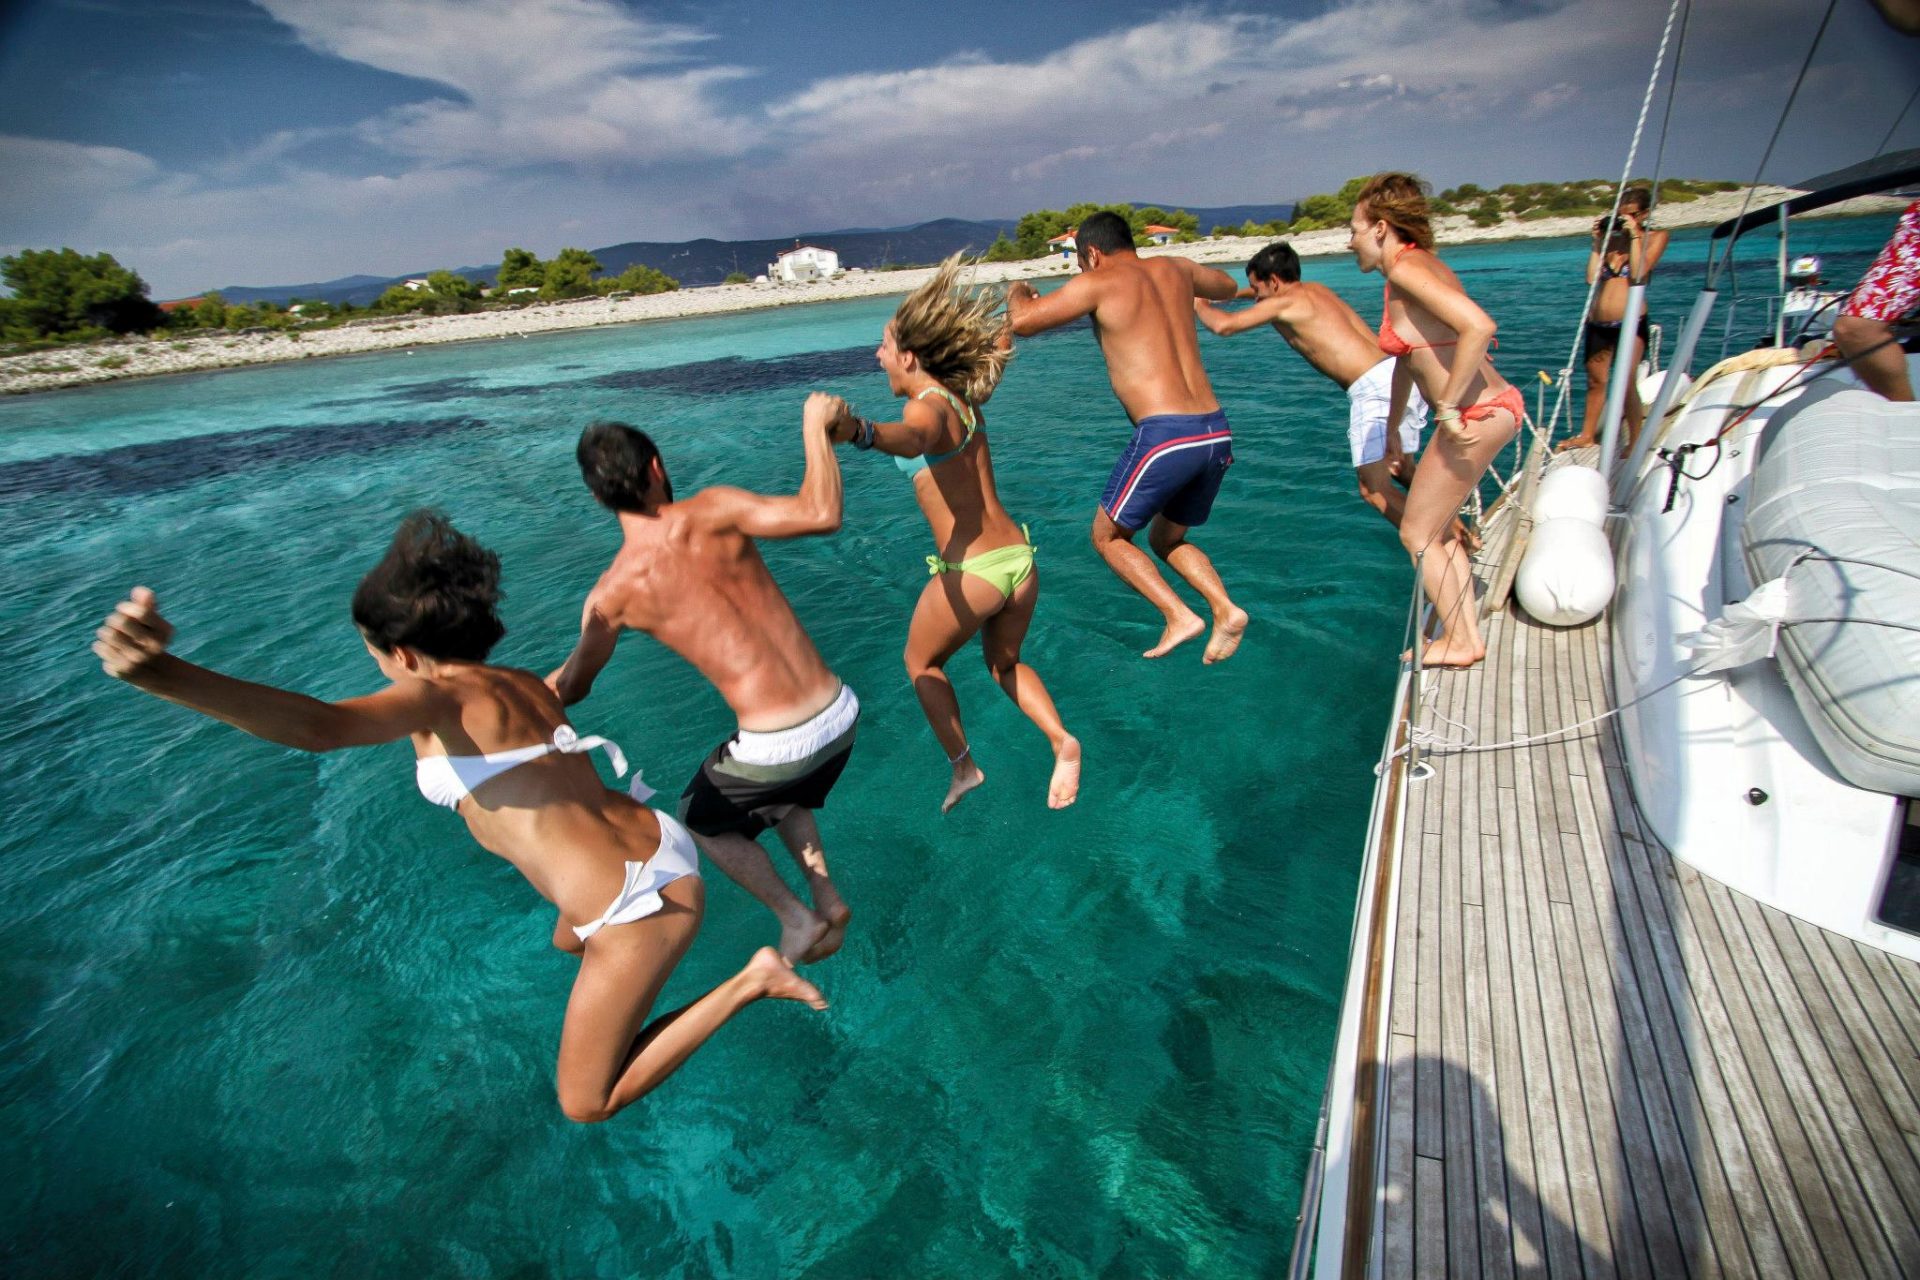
[0, 215, 1896, 1276]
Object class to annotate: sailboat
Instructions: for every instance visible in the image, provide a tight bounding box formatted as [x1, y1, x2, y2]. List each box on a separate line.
[1290, 3, 1920, 1274]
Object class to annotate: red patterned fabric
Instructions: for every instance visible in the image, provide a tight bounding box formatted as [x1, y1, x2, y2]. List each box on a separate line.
[1841, 201, 1920, 324]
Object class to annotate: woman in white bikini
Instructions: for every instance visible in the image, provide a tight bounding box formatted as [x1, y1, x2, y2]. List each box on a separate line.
[833, 257, 1081, 815]
[92, 510, 824, 1123]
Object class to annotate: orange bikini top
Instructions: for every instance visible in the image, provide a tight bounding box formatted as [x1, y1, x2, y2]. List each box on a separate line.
[1378, 245, 1487, 357]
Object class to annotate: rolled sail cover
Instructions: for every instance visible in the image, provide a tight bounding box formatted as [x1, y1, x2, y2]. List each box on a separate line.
[1742, 387, 1920, 796]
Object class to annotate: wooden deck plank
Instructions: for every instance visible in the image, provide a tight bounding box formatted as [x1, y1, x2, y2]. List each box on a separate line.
[1390, 725, 1421, 1043]
[1464, 900, 1517, 1279]
[1416, 821, 1445, 1163]
[1472, 734, 1548, 1275]
[1791, 917, 1920, 1136]
[1502, 636, 1590, 1277]
[1548, 895, 1657, 1280]
[1682, 872, 1875, 1276]
[1847, 937, 1920, 1069]
[1559, 614, 1709, 1280]
[1440, 732, 1482, 1278]
[1736, 896, 1920, 1268]
[1368, 554, 1920, 1280]
[1417, 1155, 1448, 1279]
[1595, 759, 1798, 1277]
[1385, 1031, 1418, 1280]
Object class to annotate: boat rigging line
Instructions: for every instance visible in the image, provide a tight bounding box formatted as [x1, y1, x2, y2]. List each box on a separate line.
[1708, 0, 1841, 290]
[1537, 0, 1690, 452]
[1873, 82, 1920, 160]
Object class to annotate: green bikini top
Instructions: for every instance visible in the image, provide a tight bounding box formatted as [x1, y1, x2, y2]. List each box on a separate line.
[895, 386, 978, 478]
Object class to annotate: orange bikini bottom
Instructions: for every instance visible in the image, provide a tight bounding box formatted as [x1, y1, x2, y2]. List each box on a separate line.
[1461, 384, 1525, 425]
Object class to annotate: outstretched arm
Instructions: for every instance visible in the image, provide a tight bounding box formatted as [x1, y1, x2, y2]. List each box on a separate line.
[835, 395, 952, 459]
[1195, 294, 1284, 337]
[94, 587, 439, 751]
[547, 594, 621, 706]
[684, 391, 845, 540]
[1177, 258, 1240, 301]
[1006, 275, 1098, 337]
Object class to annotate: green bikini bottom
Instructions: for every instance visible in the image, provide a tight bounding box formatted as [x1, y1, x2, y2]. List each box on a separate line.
[926, 528, 1035, 601]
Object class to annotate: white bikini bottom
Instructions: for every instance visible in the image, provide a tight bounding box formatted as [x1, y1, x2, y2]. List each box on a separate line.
[572, 811, 703, 942]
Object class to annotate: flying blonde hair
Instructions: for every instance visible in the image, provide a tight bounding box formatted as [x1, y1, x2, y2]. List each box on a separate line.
[890, 254, 1012, 406]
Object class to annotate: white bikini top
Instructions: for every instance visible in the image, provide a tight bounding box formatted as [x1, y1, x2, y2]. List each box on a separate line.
[415, 724, 629, 810]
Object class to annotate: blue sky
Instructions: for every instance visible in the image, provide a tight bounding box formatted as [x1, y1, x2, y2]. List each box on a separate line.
[1, 0, 1915, 298]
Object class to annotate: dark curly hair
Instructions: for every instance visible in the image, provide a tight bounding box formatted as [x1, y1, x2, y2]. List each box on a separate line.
[351, 510, 506, 661]
[577, 421, 666, 512]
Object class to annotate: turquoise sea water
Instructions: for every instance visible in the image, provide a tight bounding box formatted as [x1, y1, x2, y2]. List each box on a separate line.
[0, 214, 1898, 1277]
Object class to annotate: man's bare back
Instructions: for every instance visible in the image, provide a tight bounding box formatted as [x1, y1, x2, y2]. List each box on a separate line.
[1011, 251, 1236, 422]
[580, 507, 837, 731]
[551, 394, 846, 730]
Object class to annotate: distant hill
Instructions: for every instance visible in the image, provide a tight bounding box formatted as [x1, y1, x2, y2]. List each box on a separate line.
[1130, 201, 1296, 228]
[206, 202, 1298, 306]
[210, 217, 1017, 306]
[590, 217, 1018, 287]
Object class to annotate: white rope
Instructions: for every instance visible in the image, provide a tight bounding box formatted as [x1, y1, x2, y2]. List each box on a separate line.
[1393, 548, 1920, 765]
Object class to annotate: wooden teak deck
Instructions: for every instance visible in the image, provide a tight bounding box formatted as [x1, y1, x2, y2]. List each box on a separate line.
[1361, 472, 1920, 1279]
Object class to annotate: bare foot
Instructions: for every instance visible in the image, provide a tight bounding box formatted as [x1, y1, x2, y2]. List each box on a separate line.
[1145, 609, 1206, 659]
[745, 947, 828, 1010]
[777, 911, 829, 964]
[1421, 635, 1487, 668]
[1203, 606, 1249, 664]
[1048, 735, 1082, 809]
[1555, 435, 1597, 453]
[941, 756, 987, 815]
[802, 900, 852, 964]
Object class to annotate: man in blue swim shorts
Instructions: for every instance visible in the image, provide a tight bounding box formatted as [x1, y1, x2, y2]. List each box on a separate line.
[1008, 211, 1250, 663]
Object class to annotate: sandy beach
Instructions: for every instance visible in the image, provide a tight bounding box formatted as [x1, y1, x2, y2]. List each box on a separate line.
[2, 186, 1902, 397]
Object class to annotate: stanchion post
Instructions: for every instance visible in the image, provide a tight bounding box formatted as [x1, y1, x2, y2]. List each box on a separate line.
[1407, 551, 1425, 778]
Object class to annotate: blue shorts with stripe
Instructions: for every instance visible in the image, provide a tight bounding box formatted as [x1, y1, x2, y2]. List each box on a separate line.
[1098, 410, 1234, 531]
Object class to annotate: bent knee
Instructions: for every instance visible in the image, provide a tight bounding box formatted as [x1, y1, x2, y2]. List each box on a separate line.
[983, 651, 1017, 680]
[558, 1092, 618, 1125]
[1147, 529, 1185, 559]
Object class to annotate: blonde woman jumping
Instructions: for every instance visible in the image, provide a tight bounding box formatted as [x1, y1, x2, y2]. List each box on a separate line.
[835, 257, 1081, 814]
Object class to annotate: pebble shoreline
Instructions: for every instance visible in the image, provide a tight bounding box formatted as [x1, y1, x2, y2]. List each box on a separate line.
[2, 187, 1900, 398]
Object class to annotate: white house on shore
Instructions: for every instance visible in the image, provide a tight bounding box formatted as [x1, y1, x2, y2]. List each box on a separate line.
[1144, 224, 1179, 246]
[768, 245, 843, 284]
[1048, 231, 1077, 260]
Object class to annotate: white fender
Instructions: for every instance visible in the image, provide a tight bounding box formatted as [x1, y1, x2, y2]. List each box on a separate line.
[1533, 464, 1609, 527]
[1516, 517, 1614, 626]
[1638, 366, 1690, 409]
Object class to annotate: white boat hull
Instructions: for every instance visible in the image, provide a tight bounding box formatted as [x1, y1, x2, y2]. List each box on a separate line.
[1611, 355, 1917, 960]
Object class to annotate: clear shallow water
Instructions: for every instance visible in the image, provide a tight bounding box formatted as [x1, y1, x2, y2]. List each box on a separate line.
[0, 214, 1897, 1277]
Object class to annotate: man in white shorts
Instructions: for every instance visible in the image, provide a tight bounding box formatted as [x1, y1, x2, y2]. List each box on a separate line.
[1196, 241, 1432, 531]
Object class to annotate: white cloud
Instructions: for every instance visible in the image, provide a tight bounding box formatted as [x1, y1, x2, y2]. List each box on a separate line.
[0, 135, 160, 237]
[254, 0, 757, 165]
[7, 0, 1909, 296]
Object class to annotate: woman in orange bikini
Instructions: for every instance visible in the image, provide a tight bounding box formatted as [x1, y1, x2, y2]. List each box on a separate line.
[1348, 172, 1521, 668]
